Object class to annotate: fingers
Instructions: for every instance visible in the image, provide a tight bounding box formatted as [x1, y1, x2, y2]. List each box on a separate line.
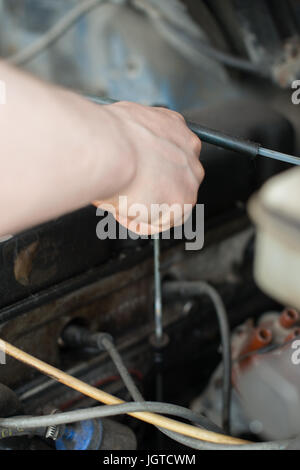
[189, 157, 205, 185]
[106, 198, 195, 236]
[157, 108, 200, 155]
[94, 102, 205, 237]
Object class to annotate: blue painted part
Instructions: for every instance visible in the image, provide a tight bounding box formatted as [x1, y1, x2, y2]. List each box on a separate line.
[102, 34, 180, 109]
[56, 419, 103, 451]
[0, 1, 231, 111]
[75, 15, 89, 71]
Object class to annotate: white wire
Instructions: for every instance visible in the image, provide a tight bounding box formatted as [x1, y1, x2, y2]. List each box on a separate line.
[7, 0, 108, 66]
[0, 402, 289, 449]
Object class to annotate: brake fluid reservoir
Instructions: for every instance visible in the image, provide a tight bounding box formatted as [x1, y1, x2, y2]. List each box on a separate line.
[248, 167, 300, 310]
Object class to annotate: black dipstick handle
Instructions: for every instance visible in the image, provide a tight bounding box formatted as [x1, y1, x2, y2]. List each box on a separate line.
[187, 121, 260, 158]
[87, 95, 300, 166]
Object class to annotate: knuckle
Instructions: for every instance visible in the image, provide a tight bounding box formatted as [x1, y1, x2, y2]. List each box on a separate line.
[195, 160, 205, 183]
[118, 100, 131, 107]
[171, 110, 185, 122]
[190, 133, 202, 153]
[200, 163, 205, 180]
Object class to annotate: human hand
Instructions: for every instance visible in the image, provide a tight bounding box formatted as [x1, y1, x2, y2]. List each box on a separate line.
[94, 101, 204, 235]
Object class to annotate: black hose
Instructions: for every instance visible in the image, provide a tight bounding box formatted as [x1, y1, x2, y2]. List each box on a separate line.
[0, 401, 224, 432]
[97, 336, 292, 450]
[98, 334, 226, 447]
[0, 402, 290, 450]
[163, 280, 232, 433]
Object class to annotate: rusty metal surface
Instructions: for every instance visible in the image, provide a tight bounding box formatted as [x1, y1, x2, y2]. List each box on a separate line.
[0, 217, 250, 388]
[0, 205, 111, 310]
[0, 257, 154, 386]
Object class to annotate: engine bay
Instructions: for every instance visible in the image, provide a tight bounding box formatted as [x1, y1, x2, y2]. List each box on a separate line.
[0, 0, 300, 454]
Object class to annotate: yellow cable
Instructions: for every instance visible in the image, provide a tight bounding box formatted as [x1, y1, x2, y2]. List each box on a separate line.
[0, 339, 249, 445]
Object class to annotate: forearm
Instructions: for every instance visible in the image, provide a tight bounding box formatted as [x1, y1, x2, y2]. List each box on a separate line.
[0, 62, 203, 238]
[0, 62, 134, 236]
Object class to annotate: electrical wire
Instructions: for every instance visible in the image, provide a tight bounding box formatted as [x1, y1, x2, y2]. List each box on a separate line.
[196, 39, 264, 75]
[160, 432, 289, 451]
[0, 338, 246, 444]
[98, 333, 229, 448]
[134, 0, 265, 77]
[99, 332, 270, 450]
[63, 326, 227, 447]
[59, 370, 143, 411]
[156, 19, 265, 76]
[99, 336, 145, 403]
[86, 289, 231, 436]
[0, 337, 295, 449]
[5, 0, 265, 79]
[0, 401, 215, 431]
[96, 332, 293, 450]
[0, 402, 290, 450]
[163, 281, 232, 433]
[6, 0, 108, 66]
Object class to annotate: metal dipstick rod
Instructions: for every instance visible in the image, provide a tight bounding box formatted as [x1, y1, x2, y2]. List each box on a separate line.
[153, 236, 163, 344]
[153, 235, 166, 447]
[88, 95, 300, 167]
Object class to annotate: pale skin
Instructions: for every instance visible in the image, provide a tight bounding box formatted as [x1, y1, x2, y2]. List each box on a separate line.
[0, 62, 204, 237]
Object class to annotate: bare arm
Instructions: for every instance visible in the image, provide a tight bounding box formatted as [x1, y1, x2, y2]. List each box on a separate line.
[0, 62, 204, 236]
